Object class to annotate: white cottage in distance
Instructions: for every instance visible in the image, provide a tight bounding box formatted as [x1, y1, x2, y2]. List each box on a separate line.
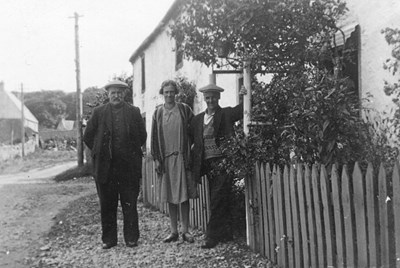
[130, 0, 400, 151]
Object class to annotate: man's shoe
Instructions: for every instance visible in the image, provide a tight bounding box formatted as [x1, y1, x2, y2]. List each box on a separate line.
[182, 232, 194, 243]
[102, 242, 117, 249]
[163, 232, 179, 243]
[201, 238, 218, 249]
[220, 234, 234, 242]
[126, 241, 138, 248]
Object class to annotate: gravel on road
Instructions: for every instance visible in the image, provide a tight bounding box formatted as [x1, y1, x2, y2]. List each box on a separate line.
[28, 178, 273, 268]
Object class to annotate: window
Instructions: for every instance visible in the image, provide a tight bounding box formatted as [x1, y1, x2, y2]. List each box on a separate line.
[341, 25, 360, 100]
[141, 112, 146, 153]
[237, 76, 244, 104]
[325, 24, 360, 102]
[141, 55, 146, 93]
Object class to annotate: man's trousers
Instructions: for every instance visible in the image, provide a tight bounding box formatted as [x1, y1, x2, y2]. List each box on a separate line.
[95, 159, 140, 245]
[204, 158, 233, 242]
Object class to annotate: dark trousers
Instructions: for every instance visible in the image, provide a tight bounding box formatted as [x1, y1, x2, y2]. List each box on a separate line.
[204, 158, 233, 242]
[96, 159, 140, 245]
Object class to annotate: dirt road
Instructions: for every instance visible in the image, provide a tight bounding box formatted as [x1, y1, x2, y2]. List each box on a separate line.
[0, 162, 96, 267]
[0, 161, 76, 187]
[0, 160, 271, 267]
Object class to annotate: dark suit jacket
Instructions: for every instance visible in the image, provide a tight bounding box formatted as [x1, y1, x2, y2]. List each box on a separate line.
[190, 104, 242, 183]
[83, 102, 147, 183]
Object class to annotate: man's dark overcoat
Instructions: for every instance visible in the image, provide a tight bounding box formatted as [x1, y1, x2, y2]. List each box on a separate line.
[190, 103, 242, 242]
[83, 102, 147, 183]
[189, 104, 242, 183]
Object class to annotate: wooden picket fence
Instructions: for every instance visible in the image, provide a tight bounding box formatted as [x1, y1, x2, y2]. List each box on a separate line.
[246, 161, 400, 268]
[142, 157, 400, 267]
[142, 157, 210, 232]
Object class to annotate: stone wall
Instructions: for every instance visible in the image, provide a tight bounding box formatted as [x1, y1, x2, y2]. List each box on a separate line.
[0, 139, 36, 162]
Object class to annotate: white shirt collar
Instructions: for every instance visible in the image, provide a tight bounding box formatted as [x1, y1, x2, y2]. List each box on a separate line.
[204, 111, 215, 125]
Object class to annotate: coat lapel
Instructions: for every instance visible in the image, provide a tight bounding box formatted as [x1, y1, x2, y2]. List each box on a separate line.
[213, 106, 222, 134]
[104, 103, 112, 132]
[198, 112, 205, 136]
[122, 103, 130, 136]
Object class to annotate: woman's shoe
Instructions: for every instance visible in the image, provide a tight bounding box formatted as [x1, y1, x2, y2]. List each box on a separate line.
[102, 242, 117, 249]
[163, 232, 179, 243]
[182, 232, 194, 243]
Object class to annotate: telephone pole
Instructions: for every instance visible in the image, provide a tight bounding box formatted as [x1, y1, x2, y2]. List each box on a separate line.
[71, 12, 84, 166]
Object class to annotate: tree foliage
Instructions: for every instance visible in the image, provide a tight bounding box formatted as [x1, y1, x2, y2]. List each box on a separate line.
[171, 0, 347, 73]
[170, 0, 398, 175]
[19, 87, 105, 129]
[175, 75, 197, 109]
[382, 27, 400, 131]
[22, 90, 68, 129]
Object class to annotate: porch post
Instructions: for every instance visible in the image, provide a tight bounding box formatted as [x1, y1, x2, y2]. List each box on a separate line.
[243, 59, 253, 247]
[243, 60, 251, 136]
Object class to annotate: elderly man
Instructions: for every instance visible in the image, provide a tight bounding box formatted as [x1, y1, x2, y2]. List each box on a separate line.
[190, 83, 245, 249]
[83, 80, 146, 249]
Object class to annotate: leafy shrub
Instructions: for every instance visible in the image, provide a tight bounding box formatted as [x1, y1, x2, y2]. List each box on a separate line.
[175, 76, 197, 109]
[382, 28, 400, 137]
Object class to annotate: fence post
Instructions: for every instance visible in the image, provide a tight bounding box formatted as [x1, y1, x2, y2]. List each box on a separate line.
[297, 163, 310, 268]
[378, 163, 390, 267]
[290, 165, 301, 268]
[321, 165, 335, 267]
[312, 164, 325, 267]
[353, 162, 368, 267]
[266, 163, 276, 261]
[366, 163, 378, 267]
[392, 161, 400, 268]
[305, 165, 318, 267]
[245, 169, 255, 249]
[342, 165, 356, 267]
[331, 164, 345, 268]
[257, 162, 267, 255]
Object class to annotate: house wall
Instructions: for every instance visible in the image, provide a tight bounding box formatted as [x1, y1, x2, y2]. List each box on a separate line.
[131, 26, 240, 151]
[0, 119, 38, 145]
[345, 0, 400, 118]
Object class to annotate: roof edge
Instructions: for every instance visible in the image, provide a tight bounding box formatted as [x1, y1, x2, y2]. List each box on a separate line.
[129, 0, 182, 63]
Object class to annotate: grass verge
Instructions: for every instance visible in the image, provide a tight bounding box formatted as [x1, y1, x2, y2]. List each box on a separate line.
[54, 163, 93, 182]
[0, 149, 77, 175]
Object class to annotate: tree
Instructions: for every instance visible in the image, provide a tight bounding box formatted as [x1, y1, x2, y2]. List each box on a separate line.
[171, 0, 347, 74]
[382, 27, 400, 131]
[22, 90, 68, 129]
[170, 0, 398, 173]
[175, 75, 197, 109]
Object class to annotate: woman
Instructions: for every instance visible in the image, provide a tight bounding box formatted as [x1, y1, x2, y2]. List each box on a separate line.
[151, 80, 197, 243]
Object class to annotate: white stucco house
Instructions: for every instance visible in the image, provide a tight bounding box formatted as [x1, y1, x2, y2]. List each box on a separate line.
[129, 0, 243, 151]
[340, 0, 400, 119]
[129, 0, 400, 151]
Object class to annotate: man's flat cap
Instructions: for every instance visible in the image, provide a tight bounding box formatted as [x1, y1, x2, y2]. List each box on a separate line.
[104, 80, 129, 90]
[198, 83, 225, 93]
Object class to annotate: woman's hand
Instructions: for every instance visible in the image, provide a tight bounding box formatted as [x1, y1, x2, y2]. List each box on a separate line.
[154, 159, 162, 175]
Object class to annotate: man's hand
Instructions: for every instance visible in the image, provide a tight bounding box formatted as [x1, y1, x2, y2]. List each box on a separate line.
[239, 85, 247, 95]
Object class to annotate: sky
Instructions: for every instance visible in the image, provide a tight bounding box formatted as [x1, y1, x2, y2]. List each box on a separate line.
[0, 0, 175, 92]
